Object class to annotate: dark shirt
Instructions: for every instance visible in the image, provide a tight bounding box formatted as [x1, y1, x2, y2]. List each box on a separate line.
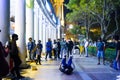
[116, 42, 120, 59]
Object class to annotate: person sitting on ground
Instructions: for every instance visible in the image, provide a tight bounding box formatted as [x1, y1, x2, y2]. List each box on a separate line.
[60, 55, 67, 71]
[67, 56, 73, 71]
[60, 55, 74, 74]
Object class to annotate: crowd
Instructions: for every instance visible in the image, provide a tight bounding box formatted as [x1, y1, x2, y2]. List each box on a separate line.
[0, 33, 120, 79]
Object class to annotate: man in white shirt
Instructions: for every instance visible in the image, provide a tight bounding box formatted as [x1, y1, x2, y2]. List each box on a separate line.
[84, 39, 89, 57]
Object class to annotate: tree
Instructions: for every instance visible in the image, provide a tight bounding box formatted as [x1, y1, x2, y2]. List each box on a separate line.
[65, 0, 120, 40]
[90, 0, 120, 39]
[65, 0, 99, 39]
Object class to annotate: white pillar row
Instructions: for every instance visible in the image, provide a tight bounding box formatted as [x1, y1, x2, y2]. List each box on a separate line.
[34, 2, 39, 42]
[26, 0, 34, 43]
[42, 16, 46, 53]
[15, 0, 26, 65]
[0, 0, 10, 44]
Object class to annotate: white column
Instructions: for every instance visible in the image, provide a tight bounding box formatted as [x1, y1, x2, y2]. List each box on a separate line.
[0, 0, 10, 44]
[39, 11, 43, 41]
[0, 0, 10, 65]
[57, 18, 61, 39]
[34, 4, 39, 42]
[54, 28, 57, 40]
[48, 25, 51, 39]
[42, 16, 46, 53]
[15, 0, 26, 65]
[51, 27, 53, 41]
[45, 21, 49, 42]
[26, 0, 34, 43]
[57, 25, 61, 39]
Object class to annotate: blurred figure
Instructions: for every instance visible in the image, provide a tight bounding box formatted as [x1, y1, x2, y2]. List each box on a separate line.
[27, 37, 34, 61]
[113, 35, 120, 70]
[96, 38, 105, 65]
[84, 39, 89, 57]
[60, 38, 67, 58]
[67, 38, 74, 57]
[33, 40, 37, 60]
[45, 38, 52, 61]
[36, 40, 43, 65]
[57, 39, 61, 59]
[10, 34, 24, 79]
[52, 39, 58, 60]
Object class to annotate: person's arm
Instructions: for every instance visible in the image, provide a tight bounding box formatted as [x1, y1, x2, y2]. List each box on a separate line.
[116, 50, 120, 61]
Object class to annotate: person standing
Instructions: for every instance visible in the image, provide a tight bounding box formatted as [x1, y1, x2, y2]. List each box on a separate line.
[60, 38, 67, 58]
[67, 38, 74, 57]
[33, 40, 37, 60]
[45, 38, 52, 60]
[84, 39, 89, 57]
[57, 39, 61, 59]
[36, 40, 43, 65]
[113, 35, 120, 70]
[10, 34, 24, 79]
[52, 39, 58, 60]
[96, 38, 105, 65]
[27, 37, 34, 61]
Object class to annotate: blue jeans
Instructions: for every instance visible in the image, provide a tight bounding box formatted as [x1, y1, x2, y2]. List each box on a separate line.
[85, 47, 88, 56]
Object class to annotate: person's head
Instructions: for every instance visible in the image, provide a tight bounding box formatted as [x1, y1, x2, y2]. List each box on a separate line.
[38, 40, 41, 43]
[29, 37, 32, 42]
[12, 34, 18, 41]
[64, 55, 66, 58]
[48, 38, 51, 42]
[98, 37, 102, 42]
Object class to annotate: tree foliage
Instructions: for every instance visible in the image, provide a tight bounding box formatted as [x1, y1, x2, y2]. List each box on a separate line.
[65, 0, 120, 40]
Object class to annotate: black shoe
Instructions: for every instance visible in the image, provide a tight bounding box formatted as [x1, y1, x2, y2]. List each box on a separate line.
[39, 63, 42, 65]
[97, 63, 100, 65]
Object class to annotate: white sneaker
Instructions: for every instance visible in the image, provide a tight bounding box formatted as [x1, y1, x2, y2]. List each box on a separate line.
[117, 75, 120, 78]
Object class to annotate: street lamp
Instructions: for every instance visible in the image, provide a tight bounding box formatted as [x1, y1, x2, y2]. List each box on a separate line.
[69, 24, 73, 29]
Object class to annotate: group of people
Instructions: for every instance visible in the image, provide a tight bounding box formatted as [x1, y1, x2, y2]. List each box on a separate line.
[45, 38, 74, 61]
[27, 37, 43, 65]
[0, 34, 24, 80]
[1, 33, 119, 79]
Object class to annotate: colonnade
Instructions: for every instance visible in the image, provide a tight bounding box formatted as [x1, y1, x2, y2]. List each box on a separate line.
[0, 0, 61, 66]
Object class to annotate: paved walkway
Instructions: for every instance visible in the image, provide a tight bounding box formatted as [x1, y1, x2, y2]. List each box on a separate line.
[9, 54, 120, 80]
[73, 54, 120, 80]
